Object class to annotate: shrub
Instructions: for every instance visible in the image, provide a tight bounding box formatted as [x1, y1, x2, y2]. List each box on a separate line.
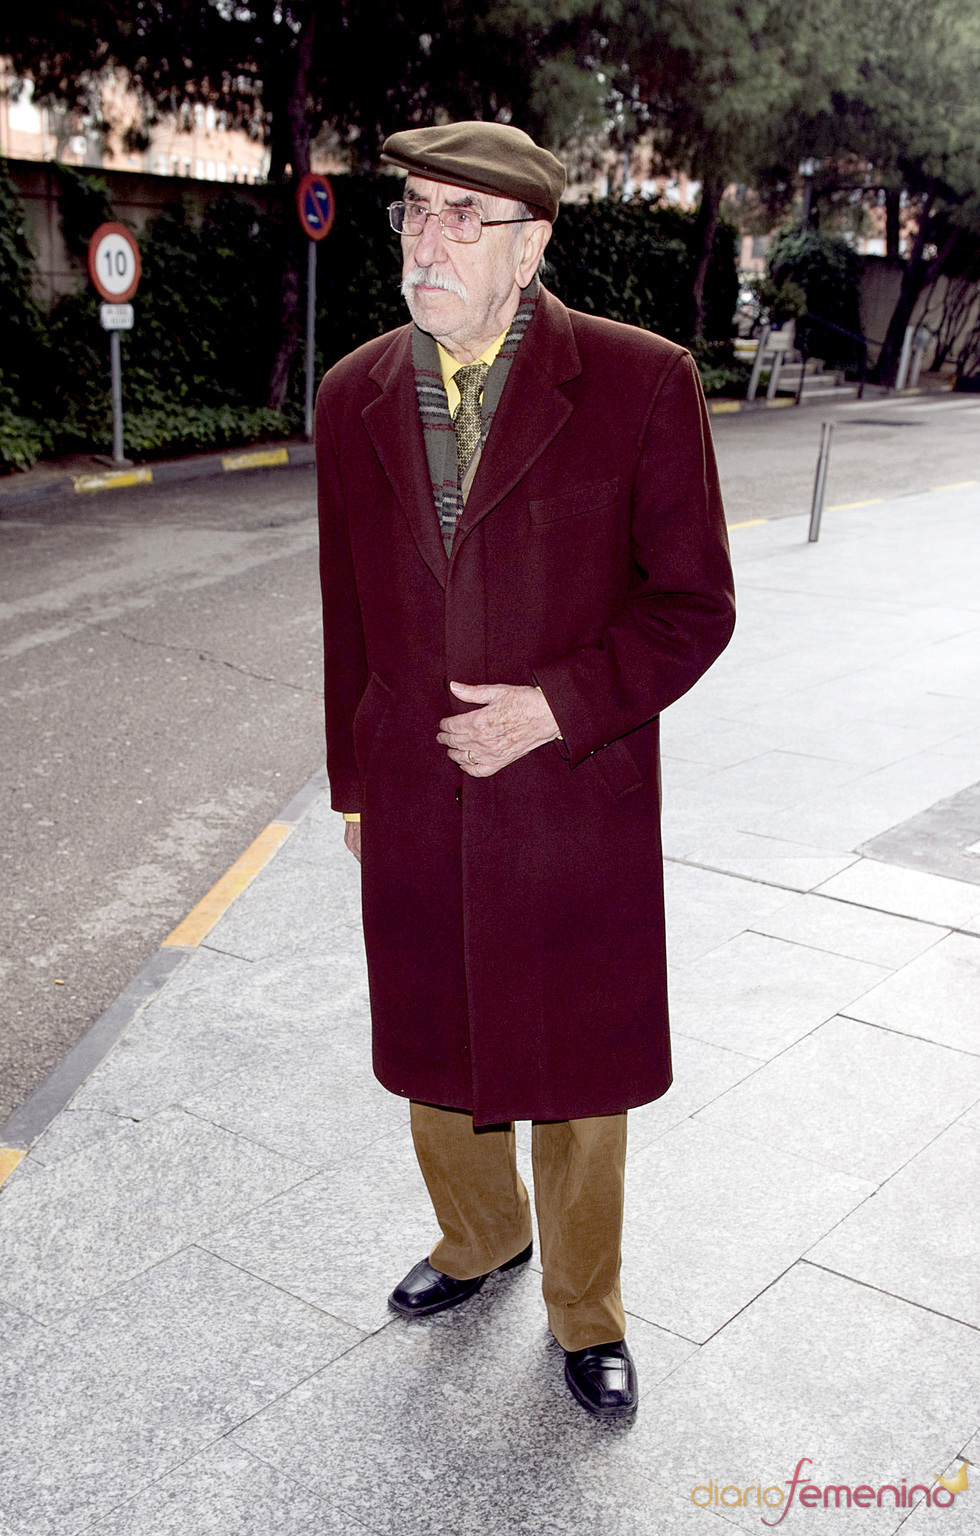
[768, 229, 863, 369]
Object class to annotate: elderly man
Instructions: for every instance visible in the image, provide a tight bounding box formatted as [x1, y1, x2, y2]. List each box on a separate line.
[316, 121, 734, 1419]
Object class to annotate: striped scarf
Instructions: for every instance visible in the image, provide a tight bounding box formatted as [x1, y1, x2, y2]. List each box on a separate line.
[412, 276, 539, 553]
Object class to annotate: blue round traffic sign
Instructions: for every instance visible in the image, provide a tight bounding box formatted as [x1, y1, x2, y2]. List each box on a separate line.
[297, 173, 335, 241]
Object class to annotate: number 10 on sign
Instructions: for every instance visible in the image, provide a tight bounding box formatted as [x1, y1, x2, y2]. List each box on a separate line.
[88, 223, 142, 464]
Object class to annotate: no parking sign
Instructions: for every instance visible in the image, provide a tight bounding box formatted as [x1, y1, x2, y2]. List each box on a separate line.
[296, 173, 335, 241]
[296, 174, 336, 438]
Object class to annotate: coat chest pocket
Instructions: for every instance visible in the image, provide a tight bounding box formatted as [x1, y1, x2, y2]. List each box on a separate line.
[530, 476, 619, 525]
[353, 672, 393, 774]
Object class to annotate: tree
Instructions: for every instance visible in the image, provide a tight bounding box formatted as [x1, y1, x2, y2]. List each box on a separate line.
[597, 0, 856, 336]
[3, 1, 606, 404]
[754, 0, 980, 381]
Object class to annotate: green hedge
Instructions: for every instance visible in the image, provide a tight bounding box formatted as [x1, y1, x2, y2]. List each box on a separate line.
[0, 162, 741, 473]
[768, 229, 864, 371]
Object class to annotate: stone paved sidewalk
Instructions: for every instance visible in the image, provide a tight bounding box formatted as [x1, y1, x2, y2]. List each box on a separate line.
[1, 487, 979, 1536]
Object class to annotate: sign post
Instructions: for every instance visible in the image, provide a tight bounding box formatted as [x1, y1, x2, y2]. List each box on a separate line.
[87, 224, 141, 465]
[296, 173, 335, 440]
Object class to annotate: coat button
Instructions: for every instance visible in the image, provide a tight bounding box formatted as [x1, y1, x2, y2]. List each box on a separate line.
[455, 786, 462, 804]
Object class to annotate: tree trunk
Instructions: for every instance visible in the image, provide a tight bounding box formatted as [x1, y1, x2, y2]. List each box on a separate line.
[875, 197, 962, 385]
[691, 172, 723, 340]
[885, 188, 901, 260]
[266, 5, 316, 410]
[874, 193, 931, 384]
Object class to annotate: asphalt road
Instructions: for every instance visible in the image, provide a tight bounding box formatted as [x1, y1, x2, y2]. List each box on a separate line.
[0, 390, 977, 1126]
[0, 467, 324, 1124]
[714, 389, 980, 524]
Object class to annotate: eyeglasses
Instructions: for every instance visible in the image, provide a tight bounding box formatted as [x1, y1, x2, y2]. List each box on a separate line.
[388, 201, 533, 244]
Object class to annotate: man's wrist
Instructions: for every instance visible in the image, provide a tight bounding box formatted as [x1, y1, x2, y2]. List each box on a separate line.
[534, 683, 563, 741]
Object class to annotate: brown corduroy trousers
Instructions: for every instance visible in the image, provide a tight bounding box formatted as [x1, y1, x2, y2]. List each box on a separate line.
[409, 1101, 628, 1351]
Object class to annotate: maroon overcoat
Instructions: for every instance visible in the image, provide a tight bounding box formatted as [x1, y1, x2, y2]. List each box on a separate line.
[316, 285, 735, 1125]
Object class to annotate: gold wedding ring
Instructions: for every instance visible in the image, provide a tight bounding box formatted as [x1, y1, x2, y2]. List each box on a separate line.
[467, 750, 476, 764]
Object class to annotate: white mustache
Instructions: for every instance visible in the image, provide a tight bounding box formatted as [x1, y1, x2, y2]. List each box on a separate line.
[401, 266, 468, 301]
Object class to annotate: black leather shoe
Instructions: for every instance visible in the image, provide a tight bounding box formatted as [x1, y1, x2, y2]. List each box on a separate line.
[564, 1339, 638, 1419]
[388, 1241, 533, 1319]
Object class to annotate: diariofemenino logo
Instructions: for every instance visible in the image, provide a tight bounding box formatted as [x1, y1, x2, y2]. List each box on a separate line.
[690, 1457, 969, 1523]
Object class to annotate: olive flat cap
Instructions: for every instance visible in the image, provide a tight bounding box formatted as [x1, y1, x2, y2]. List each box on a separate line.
[381, 122, 566, 222]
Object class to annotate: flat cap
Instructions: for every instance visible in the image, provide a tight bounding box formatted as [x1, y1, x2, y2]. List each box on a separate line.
[381, 122, 566, 223]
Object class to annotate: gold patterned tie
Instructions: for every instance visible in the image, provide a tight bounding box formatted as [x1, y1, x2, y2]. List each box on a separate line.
[452, 362, 490, 480]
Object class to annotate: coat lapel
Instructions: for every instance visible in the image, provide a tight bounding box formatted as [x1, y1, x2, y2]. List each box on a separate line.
[453, 288, 581, 558]
[362, 327, 449, 589]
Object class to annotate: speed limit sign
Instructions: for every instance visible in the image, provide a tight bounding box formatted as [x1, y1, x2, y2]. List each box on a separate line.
[87, 223, 141, 303]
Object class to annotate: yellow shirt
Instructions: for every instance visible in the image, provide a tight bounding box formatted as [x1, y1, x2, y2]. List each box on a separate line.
[343, 326, 525, 823]
[437, 328, 509, 417]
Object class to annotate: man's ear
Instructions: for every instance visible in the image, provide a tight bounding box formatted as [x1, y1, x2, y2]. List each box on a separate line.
[516, 220, 552, 287]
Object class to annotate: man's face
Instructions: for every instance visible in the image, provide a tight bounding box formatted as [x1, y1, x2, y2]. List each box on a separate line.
[399, 176, 542, 355]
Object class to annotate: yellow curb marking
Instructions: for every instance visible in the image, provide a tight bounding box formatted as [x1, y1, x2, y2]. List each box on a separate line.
[222, 447, 290, 472]
[0, 1148, 25, 1188]
[710, 401, 741, 414]
[826, 498, 885, 511]
[73, 467, 153, 494]
[765, 397, 795, 409]
[727, 518, 767, 529]
[931, 480, 978, 491]
[163, 821, 293, 948]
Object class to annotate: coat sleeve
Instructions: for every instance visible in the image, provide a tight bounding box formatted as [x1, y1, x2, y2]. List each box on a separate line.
[533, 350, 735, 768]
[316, 387, 369, 813]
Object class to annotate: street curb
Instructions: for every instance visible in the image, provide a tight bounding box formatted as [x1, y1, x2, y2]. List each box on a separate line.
[0, 765, 329, 1162]
[708, 382, 954, 416]
[0, 441, 316, 515]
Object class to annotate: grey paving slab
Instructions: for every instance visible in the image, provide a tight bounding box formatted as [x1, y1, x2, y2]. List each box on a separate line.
[663, 861, 795, 967]
[182, 1027, 406, 1168]
[0, 1246, 359, 1536]
[842, 932, 980, 1055]
[937, 724, 980, 760]
[0, 1106, 309, 1321]
[815, 858, 980, 929]
[620, 1120, 872, 1343]
[667, 930, 888, 1059]
[807, 1117, 980, 1327]
[70, 947, 370, 1121]
[862, 779, 980, 886]
[694, 1014, 980, 1184]
[750, 892, 948, 969]
[736, 753, 980, 853]
[660, 717, 781, 768]
[699, 750, 864, 808]
[626, 1032, 760, 1153]
[29, 1106, 143, 1169]
[204, 1127, 442, 1334]
[605, 1261, 980, 1536]
[676, 833, 858, 893]
[204, 824, 361, 962]
[67, 947, 261, 1119]
[89, 1442, 366, 1536]
[233, 1283, 710, 1536]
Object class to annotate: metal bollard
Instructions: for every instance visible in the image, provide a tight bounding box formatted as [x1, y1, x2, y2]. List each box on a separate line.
[808, 422, 833, 543]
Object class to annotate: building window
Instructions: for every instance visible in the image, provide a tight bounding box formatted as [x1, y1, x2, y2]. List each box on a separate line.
[193, 103, 205, 128]
[195, 158, 205, 178]
[155, 152, 168, 175]
[217, 161, 226, 181]
[205, 104, 216, 131]
[206, 160, 216, 180]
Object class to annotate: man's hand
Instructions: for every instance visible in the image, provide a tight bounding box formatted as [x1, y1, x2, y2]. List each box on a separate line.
[437, 681, 560, 777]
[344, 820, 362, 862]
